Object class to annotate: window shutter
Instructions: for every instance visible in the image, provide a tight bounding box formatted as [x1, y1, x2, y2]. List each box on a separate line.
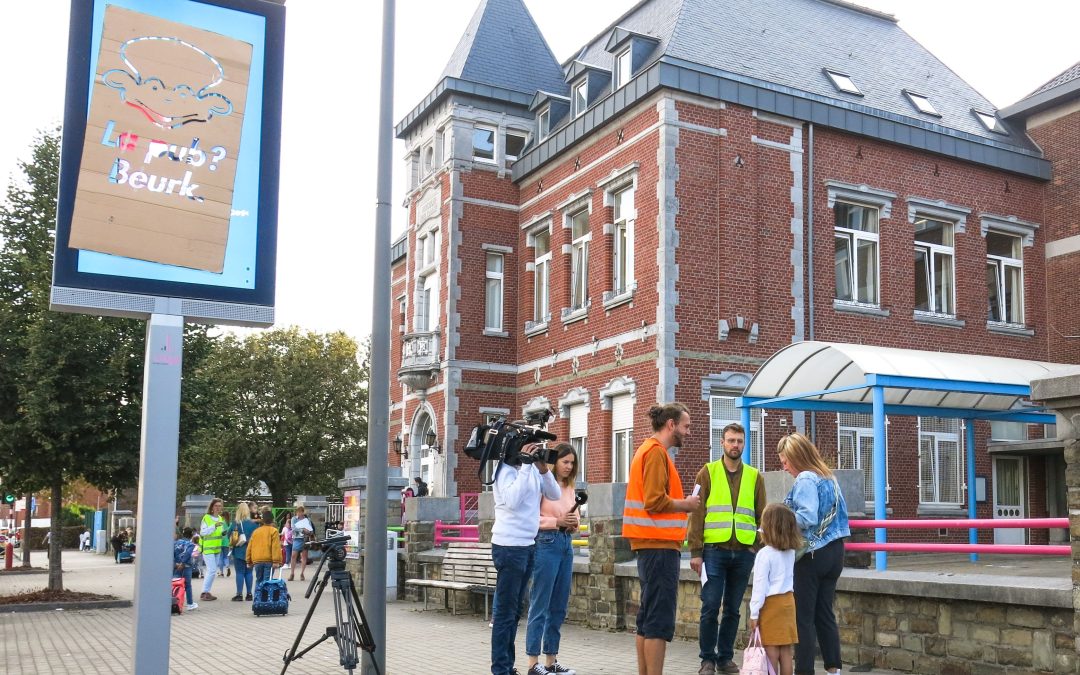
[569, 404, 587, 439]
[611, 395, 633, 432]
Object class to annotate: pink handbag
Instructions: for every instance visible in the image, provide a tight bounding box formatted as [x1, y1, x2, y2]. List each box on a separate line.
[739, 628, 776, 675]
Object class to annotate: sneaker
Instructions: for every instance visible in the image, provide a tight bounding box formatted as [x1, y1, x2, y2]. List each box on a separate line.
[185, 603, 198, 611]
[231, 594, 243, 601]
[698, 661, 716, 675]
[718, 661, 740, 674]
[528, 666, 547, 675]
[245, 593, 253, 601]
[547, 663, 575, 675]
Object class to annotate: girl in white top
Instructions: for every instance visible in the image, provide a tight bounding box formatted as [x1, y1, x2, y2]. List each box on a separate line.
[748, 503, 803, 675]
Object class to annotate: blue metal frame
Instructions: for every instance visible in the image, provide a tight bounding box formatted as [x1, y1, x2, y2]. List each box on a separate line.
[738, 371, 1052, 571]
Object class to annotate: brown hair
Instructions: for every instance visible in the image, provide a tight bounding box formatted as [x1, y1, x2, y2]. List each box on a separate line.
[777, 432, 833, 477]
[721, 422, 745, 438]
[759, 503, 803, 552]
[552, 443, 578, 487]
[261, 508, 274, 525]
[648, 402, 689, 431]
[206, 498, 223, 515]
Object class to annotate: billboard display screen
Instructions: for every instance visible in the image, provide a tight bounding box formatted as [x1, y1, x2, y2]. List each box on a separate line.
[53, 0, 284, 324]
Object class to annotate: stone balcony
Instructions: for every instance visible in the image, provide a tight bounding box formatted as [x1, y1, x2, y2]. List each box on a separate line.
[398, 330, 440, 393]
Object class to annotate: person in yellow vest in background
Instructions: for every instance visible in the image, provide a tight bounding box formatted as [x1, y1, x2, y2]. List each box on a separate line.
[199, 498, 226, 601]
[622, 402, 701, 675]
[688, 422, 767, 675]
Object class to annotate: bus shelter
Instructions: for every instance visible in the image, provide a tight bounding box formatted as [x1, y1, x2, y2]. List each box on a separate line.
[735, 341, 1066, 571]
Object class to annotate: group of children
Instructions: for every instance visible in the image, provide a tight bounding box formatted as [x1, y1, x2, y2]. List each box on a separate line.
[172, 508, 284, 611]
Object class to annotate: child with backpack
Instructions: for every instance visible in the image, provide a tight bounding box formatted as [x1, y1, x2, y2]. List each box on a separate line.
[246, 508, 283, 585]
[173, 527, 198, 611]
[747, 503, 803, 675]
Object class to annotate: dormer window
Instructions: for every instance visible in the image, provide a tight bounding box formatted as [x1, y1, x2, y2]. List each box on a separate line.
[505, 132, 526, 161]
[538, 108, 550, 140]
[824, 69, 862, 96]
[573, 80, 588, 117]
[614, 49, 632, 89]
[973, 109, 1008, 135]
[904, 90, 939, 117]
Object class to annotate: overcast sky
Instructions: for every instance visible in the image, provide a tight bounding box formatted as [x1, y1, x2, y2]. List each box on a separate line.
[2, 0, 1077, 342]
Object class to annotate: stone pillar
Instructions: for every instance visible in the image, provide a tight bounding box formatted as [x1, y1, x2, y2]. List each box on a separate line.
[585, 482, 632, 631]
[180, 494, 213, 532]
[478, 492, 494, 543]
[337, 466, 411, 592]
[1030, 369, 1080, 651]
[402, 497, 460, 601]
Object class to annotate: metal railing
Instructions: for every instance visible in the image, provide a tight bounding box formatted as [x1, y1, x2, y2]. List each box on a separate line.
[434, 520, 479, 546]
[847, 518, 1070, 557]
[459, 493, 479, 525]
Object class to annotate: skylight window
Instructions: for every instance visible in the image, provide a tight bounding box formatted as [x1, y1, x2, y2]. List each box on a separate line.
[824, 69, 862, 96]
[973, 109, 1008, 135]
[904, 90, 939, 116]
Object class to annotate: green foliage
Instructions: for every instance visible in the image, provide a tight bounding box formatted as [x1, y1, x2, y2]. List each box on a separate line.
[61, 504, 94, 527]
[179, 328, 369, 506]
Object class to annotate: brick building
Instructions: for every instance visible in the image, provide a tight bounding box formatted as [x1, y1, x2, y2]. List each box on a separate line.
[388, 0, 1079, 543]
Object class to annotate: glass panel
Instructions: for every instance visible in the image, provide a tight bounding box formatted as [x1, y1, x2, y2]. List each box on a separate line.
[571, 210, 589, 239]
[919, 436, 935, 503]
[835, 203, 878, 233]
[534, 230, 550, 257]
[908, 93, 938, 115]
[827, 71, 861, 95]
[914, 247, 930, 312]
[935, 251, 954, 315]
[571, 437, 588, 485]
[937, 440, 960, 503]
[574, 81, 587, 116]
[486, 253, 503, 274]
[914, 218, 952, 246]
[504, 133, 526, 159]
[572, 241, 588, 308]
[996, 459, 1021, 506]
[987, 231, 1020, 258]
[472, 127, 495, 161]
[987, 261, 1002, 321]
[534, 260, 548, 321]
[613, 430, 630, 482]
[1004, 264, 1022, 323]
[838, 431, 856, 470]
[860, 434, 875, 502]
[485, 278, 502, 330]
[538, 110, 549, 139]
[990, 421, 1027, 441]
[614, 187, 634, 222]
[614, 223, 628, 293]
[835, 234, 853, 301]
[617, 50, 632, 88]
[856, 237, 878, 304]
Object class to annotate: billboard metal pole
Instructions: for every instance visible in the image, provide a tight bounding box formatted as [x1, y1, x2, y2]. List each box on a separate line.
[132, 313, 184, 674]
[361, 1, 394, 673]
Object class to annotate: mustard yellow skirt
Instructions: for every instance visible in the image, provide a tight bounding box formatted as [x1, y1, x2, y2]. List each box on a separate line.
[759, 591, 799, 645]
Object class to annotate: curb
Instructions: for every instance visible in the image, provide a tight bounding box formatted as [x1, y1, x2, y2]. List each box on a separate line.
[0, 599, 131, 614]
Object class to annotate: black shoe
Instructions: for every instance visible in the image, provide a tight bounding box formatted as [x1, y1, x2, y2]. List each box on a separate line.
[245, 593, 253, 601]
[231, 594, 243, 601]
[547, 664, 575, 675]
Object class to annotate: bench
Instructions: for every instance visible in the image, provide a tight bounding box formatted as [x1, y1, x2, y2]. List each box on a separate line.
[405, 541, 497, 619]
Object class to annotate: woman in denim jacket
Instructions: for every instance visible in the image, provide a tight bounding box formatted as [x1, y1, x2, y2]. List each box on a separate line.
[779, 433, 850, 675]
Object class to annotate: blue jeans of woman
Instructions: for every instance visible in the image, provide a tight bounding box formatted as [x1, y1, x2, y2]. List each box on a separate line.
[233, 556, 253, 596]
[526, 530, 573, 657]
[253, 562, 274, 586]
[491, 543, 535, 675]
[698, 546, 756, 664]
[173, 567, 194, 605]
[793, 538, 844, 675]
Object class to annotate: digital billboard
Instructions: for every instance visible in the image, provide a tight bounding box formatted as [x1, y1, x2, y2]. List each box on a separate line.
[53, 0, 284, 326]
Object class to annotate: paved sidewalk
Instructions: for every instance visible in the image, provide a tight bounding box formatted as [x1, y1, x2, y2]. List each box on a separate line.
[1, 550, 900, 674]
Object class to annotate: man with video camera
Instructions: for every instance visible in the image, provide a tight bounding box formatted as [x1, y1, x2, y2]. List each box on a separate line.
[490, 441, 562, 675]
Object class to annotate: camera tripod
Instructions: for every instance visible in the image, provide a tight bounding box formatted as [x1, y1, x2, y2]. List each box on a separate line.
[280, 538, 379, 675]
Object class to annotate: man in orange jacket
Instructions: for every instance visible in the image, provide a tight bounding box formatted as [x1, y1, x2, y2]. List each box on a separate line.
[622, 402, 701, 675]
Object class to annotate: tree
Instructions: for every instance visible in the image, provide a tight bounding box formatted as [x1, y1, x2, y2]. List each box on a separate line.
[178, 328, 368, 507]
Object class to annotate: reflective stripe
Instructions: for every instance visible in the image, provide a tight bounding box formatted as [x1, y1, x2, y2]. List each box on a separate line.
[624, 515, 688, 529]
[735, 507, 755, 517]
[735, 522, 757, 531]
[622, 439, 687, 543]
[707, 505, 734, 513]
[702, 462, 759, 546]
[624, 500, 645, 509]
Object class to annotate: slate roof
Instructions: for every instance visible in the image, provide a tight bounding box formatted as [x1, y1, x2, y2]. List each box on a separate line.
[1000, 60, 1080, 122]
[438, 0, 566, 97]
[1025, 61, 1080, 99]
[568, 0, 1034, 151]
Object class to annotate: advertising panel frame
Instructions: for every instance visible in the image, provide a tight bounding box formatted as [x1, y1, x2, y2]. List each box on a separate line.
[52, 0, 284, 326]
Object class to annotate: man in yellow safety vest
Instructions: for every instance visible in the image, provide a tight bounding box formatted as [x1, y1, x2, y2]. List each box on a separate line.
[688, 422, 767, 675]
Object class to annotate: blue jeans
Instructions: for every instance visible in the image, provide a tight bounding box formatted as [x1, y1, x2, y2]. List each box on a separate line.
[233, 556, 253, 596]
[173, 567, 194, 605]
[253, 562, 274, 586]
[526, 530, 573, 657]
[491, 543, 535, 675]
[698, 546, 755, 664]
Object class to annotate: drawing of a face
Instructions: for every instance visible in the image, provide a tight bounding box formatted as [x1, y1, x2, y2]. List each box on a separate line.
[102, 36, 233, 129]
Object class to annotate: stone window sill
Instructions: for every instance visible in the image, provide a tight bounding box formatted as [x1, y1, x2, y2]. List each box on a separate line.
[914, 312, 965, 329]
[986, 321, 1033, 337]
[916, 505, 967, 518]
[561, 307, 588, 325]
[834, 299, 890, 318]
[483, 329, 509, 338]
[603, 287, 635, 311]
[524, 321, 549, 338]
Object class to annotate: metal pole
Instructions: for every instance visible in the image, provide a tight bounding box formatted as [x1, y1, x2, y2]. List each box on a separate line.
[740, 405, 752, 465]
[871, 385, 887, 572]
[361, 1, 394, 673]
[965, 420, 978, 563]
[132, 313, 183, 674]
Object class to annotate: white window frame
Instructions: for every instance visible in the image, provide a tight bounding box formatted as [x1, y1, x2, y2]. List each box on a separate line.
[904, 90, 940, 116]
[824, 69, 862, 96]
[918, 417, 965, 507]
[612, 428, 632, 483]
[612, 185, 635, 296]
[913, 216, 956, 317]
[833, 201, 880, 306]
[537, 108, 550, 141]
[530, 226, 552, 329]
[569, 209, 590, 312]
[484, 252, 504, 332]
[709, 395, 763, 468]
[836, 412, 889, 506]
[986, 230, 1024, 326]
[573, 80, 588, 118]
[505, 131, 527, 162]
[614, 49, 632, 89]
[417, 272, 439, 332]
[471, 125, 497, 164]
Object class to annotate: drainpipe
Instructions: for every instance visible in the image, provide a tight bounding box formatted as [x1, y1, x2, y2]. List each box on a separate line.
[807, 123, 817, 443]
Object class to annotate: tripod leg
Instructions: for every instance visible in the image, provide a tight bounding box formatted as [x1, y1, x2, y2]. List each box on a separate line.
[280, 573, 331, 675]
[346, 581, 381, 675]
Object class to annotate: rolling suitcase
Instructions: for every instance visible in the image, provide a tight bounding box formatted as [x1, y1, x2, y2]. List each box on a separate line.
[171, 577, 186, 615]
[252, 567, 290, 616]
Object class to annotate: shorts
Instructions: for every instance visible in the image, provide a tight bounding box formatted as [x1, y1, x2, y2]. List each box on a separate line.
[635, 548, 680, 641]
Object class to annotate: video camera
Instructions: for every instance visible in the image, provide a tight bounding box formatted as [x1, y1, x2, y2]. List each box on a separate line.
[464, 408, 559, 484]
[303, 534, 351, 561]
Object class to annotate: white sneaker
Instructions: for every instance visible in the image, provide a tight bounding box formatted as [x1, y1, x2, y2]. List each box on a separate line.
[185, 603, 198, 611]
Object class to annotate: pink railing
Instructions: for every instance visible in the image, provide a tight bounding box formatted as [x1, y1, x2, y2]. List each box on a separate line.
[434, 519, 479, 546]
[459, 493, 479, 525]
[847, 518, 1070, 556]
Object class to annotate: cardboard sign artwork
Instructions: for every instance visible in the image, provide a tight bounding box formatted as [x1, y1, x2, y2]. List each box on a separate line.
[69, 6, 253, 273]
